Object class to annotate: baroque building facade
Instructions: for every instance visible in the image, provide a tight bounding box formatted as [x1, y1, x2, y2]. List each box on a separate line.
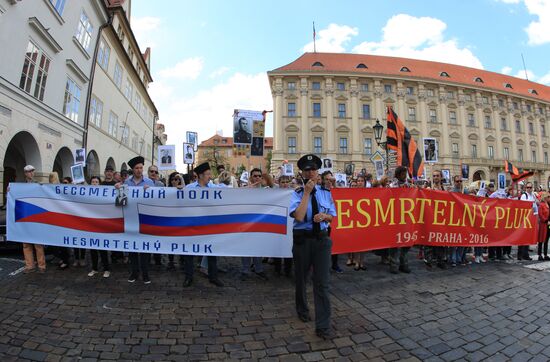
[268, 53, 550, 187]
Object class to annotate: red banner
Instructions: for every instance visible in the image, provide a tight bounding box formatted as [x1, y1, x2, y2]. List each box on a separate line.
[331, 188, 537, 254]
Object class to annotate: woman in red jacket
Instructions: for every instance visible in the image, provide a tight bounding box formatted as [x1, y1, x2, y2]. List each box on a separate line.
[537, 192, 550, 261]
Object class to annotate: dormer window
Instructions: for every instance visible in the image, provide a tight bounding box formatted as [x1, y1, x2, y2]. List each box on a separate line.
[504, 83, 513, 89]
[440, 71, 450, 77]
[474, 77, 484, 83]
[356, 63, 368, 69]
[400, 66, 411, 72]
[529, 89, 538, 95]
[312, 61, 323, 67]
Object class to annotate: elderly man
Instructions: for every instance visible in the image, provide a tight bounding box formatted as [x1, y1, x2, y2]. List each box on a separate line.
[148, 165, 165, 187]
[121, 156, 155, 284]
[21, 165, 46, 273]
[234, 117, 251, 144]
[290, 154, 337, 339]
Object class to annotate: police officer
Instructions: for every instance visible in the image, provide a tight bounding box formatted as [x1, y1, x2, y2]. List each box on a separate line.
[290, 154, 337, 339]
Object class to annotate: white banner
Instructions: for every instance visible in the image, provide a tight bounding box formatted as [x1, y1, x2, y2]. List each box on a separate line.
[7, 184, 294, 257]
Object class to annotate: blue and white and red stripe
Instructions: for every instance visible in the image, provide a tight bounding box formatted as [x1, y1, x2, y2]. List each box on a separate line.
[138, 204, 287, 236]
[15, 198, 124, 233]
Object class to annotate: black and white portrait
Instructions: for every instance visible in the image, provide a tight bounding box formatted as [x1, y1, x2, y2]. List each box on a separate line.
[498, 173, 506, 190]
[322, 158, 333, 170]
[186, 131, 198, 151]
[344, 163, 355, 176]
[461, 164, 469, 180]
[283, 163, 294, 176]
[71, 164, 85, 184]
[158, 145, 176, 170]
[441, 169, 451, 185]
[423, 138, 438, 163]
[183, 143, 194, 164]
[233, 116, 252, 144]
[74, 148, 86, 166]
[335, 173, 347, 188]
[374, 160, 384, 180]
[251, 137, 264, 156]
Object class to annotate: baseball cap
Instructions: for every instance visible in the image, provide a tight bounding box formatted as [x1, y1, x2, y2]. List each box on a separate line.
[24, 165, 35, 172]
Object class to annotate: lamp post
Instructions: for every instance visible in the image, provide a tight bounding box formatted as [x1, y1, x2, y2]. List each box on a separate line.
[373, 119, 389, 172]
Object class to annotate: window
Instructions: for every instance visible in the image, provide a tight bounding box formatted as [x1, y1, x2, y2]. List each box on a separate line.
[427, 89, 435, 97]
[89, 96, 103, 127]
[312, 61, 323, 67]
[452, 143, 459, 156]
[313, 137, 322, 153]
[117, 24, 125, 43]
[384, 84, 392, 93]
[488, 146, 494, 159]
[338, 103, 346, 118]
[447, 91, 454, 98]
[408, 107, 416, 121]
[449, 111, 457, 124]
[513, 102, 519, 110]
[440, 71, 450, 77]
[529, 122, 534, 135]
[530, 89, 539, 95]
[337, 82, 345, 91]
[62, 78, 81, 123]
[474, 77, 483, 83]
[313, 103, 321, 117]
[339, 137, 348, 154]
[504, 147, 509, 160]
[532, 150, 537, 163]
[356, 63, 368, 69]
[504, 83, 513, 89]
[121, 125, 129, 145]
[124, 79, 134, 102]
[498, 99, 504, 107]
[527, 104, 532, 112]
[108, 112, 118, 137]
[545, 151, 548, 165]
[97, 38, 110, 70]
[288, 137, 296, 154]
[542, 124, 546, 137]
[113, 62, 123, 88]
[468, 113, 475, 127]
[75, 11, 93, 51]
[362, 104, 370, 119]
[482, 96, 488, 104]
[540, 107, 544, 115]
[518, 149, 523, 162]
[406, 87, 414, 95]
[471, 144, 477, 158]
[429, 109, 437, 123]
[287, 82, 296, 90]
[361, 83, 369, 91]
[287, 102, 296, 117]
[484, 115, 492, 129]
[364, 138, 372, 155]
[501, 117, 507, 131]
[19, 42, 50, 101]
[515, 119, 521, 132]
[400, 66, 410, 72]
[465, 93, 473, 101]
[312, 81, 321, 90]
[131, 132, 139, 150]
[49, 0, 66, 15]
[134, 93, 141, 114]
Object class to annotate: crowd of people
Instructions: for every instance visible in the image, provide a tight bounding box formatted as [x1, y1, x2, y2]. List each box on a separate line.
[16, 155, 546, 338]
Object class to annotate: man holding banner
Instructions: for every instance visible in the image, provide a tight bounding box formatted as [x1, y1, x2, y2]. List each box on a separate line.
[290, 154, 336, 339]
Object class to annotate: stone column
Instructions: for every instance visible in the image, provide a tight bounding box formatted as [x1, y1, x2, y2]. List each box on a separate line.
[457, 89, 469, 160]
[507, 97, 518, 162]
[325, 77, 335, 153]
[272, 78, 284, 158]
[475, 92, 487, 158]
[299, 76, 309, 152]
[438, 86, 450, 158]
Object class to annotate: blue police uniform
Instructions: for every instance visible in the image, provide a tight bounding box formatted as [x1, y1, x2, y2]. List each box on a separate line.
[290, 154, 336, 338]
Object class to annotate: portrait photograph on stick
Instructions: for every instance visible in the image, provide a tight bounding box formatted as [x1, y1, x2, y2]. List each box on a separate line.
[183, 143, 194, 165]
[423, 138, 438, 163]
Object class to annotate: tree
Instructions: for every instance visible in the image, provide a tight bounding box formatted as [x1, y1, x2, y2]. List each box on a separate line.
[199, 145, 227, 176]
[265, 150, 272, 174]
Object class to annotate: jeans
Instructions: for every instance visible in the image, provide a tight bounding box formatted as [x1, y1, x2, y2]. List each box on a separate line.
[129, 253, 150, 279]
[241, 257, 264, 274]
[450, 247, 465, 264]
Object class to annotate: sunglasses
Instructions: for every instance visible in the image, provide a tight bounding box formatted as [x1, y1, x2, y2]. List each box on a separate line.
[251, 174, 262, 178]
[149, 170, 159, 174]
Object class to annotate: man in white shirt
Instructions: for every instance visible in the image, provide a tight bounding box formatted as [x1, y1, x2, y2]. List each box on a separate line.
[518, 182, 537, 260]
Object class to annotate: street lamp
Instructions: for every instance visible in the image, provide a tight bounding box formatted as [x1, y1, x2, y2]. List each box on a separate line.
[372, 119, 389, 172]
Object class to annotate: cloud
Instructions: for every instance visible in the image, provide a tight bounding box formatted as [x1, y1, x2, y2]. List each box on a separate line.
[514, 69, 536, 80]
[160, 72, 273, 171]
[352, 14, 483, 69]
[302, 23, 358, 53]
[496, 0, 521, 3]
[131, 16, 161, 49]
[538, 70, 550, 84]
[524, 0, 550, 45]
[501, 66, 513, 74]
[158, 57, 204, 80]
[209, 66, 230, 78]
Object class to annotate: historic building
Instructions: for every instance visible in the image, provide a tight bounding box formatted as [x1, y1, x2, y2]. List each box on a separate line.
[0, 0, 158, 206]
[197, 134, 273, 174]
[268, 53, 550, 186]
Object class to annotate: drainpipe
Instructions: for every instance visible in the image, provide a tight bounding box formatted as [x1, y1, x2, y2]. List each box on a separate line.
[82, 14, 113, 151]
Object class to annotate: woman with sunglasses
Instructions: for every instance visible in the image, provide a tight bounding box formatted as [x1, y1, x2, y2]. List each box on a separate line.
[167, 172, 185, 270]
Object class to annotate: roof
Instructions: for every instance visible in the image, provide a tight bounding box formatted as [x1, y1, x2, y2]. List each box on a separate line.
[270, 53, 550, 103]
[199, 134, 273, 148]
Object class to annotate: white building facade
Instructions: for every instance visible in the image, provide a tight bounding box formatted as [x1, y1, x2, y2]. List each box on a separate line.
[0, 0, 108, 204]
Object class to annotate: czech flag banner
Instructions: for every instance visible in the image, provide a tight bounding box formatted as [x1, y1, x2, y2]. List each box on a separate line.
[14, 198, 124, 233]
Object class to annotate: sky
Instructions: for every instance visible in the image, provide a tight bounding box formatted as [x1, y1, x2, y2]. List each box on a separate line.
[129, 0, 550, 169]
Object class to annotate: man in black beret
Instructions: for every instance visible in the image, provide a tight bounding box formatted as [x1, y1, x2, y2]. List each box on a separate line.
[290, 154, 337, 339]
[182, 162, 224, 287]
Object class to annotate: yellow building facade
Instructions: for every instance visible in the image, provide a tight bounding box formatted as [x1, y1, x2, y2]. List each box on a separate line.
[268, 53, 550, 187]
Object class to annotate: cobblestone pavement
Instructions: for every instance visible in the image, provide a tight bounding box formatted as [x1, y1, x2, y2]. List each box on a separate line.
[1, 250, 549, 361]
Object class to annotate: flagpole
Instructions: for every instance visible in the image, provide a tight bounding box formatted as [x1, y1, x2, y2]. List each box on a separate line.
[313, 21, 316, 53]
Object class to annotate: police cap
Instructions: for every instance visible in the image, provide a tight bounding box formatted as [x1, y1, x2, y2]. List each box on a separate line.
[297, 154, 322, 171]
